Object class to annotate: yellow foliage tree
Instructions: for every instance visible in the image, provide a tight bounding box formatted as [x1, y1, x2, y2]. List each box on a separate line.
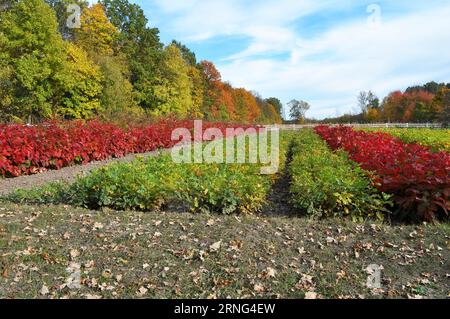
[57, 42, 103, 119]
[74, 3, 140, 122]
[151, 44, 194, 118]
[189, 66, 205, 119]
[75, 3, 119, 57]
[364, 107, 381, 122]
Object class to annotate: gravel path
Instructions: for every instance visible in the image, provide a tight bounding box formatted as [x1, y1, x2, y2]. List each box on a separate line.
[0, 149, 172, 195]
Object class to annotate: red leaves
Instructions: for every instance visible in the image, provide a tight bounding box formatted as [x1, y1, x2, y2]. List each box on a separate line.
[0, 120, 255, 178]
[315, 126, 450, 222]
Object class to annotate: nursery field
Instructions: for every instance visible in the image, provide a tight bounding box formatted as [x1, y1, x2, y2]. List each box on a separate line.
[0, 123, 449, 299]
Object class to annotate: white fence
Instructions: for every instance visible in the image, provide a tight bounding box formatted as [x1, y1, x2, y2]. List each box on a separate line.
[264, 123, 445, 130]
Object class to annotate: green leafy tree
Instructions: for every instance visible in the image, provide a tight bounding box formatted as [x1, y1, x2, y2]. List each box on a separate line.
[265, 97, 283, 118]
[0, 0, 70, 121]
[432, 88, 450, 124]
[171, 40, 197, 66]
[101, 0, 163, 110]
[45, 0, 88, 40]
[189, 66, 205, 118]
[0, 0, 103, 122]
[97, 55, 141, 120]
[151, 44, 193, 118]
[258, 99, 282, 124]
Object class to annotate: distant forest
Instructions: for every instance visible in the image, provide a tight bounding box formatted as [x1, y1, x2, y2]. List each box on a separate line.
[313, 81, 450, 124]
[0, 0, 283, 125]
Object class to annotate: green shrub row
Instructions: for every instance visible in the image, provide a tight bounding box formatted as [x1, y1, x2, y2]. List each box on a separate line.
[288, 130, 391, 221]
[5, 134, 284, 215]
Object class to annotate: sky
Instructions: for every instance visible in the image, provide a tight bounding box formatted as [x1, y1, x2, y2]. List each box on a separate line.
[96, 0, 450, 119]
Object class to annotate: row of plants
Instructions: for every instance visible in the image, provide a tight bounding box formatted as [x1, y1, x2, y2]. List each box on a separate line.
[0, 119, 255, 178]
[288, 130, 391, 221]
[4, 128, 446, 222]
[4, 134, 282, 215]
[364, 128, 450, 153]
[315, 126, 450, 222]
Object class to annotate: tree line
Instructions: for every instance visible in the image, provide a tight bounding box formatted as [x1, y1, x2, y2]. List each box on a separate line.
[0, 0, 283, 124]
[321, 82, 449, 124]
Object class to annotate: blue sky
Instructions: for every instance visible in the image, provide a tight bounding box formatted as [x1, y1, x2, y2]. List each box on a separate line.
[95, 0, 450, 119]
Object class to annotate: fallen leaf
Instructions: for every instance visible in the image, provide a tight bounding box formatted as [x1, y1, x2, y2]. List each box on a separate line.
[210, 241, 222, 252]
[137, 287, 148, 296]
[153, 232, 162, 238]
[305, 292, 317, 299]
[40, 285, 49, 296]
[254, 283, 265, 293]
[266, 267, 277, 279]
[93, 222, 104, 231]
[69, 249, 80, 260]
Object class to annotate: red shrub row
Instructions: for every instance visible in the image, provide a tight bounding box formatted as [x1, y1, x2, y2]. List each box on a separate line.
[314, 126, 450, 222]
[0, 119, 257, 178]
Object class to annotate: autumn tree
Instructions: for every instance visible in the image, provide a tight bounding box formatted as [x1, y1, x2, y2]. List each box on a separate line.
[57, 42, 103, 119]
[200, 60, 222, 83]
[75, 3, 139, 121]
[213, 83, 236, 121]
[380, 90, 436, 122]
[0, 0, 102, 122]
[0, 0, 287, 124]
[75, 3, 118, 57]
[235, 89, 260, 123]
[199, 60, 222, 119]
[255, 95, 282, 124]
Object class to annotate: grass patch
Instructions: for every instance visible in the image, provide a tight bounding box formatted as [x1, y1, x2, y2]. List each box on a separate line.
[0, 203, 448, 299]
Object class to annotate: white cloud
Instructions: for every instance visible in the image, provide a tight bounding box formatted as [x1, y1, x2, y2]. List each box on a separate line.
[151, 0, 326, 42]
[218, 3, 450, 118]
[146, 0, 450, 118]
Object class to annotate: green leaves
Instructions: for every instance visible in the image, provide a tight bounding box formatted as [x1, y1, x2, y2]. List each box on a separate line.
[4, 136, 274, 215]
[0, 0, 103, 122]
[288, 130, 391, 220]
